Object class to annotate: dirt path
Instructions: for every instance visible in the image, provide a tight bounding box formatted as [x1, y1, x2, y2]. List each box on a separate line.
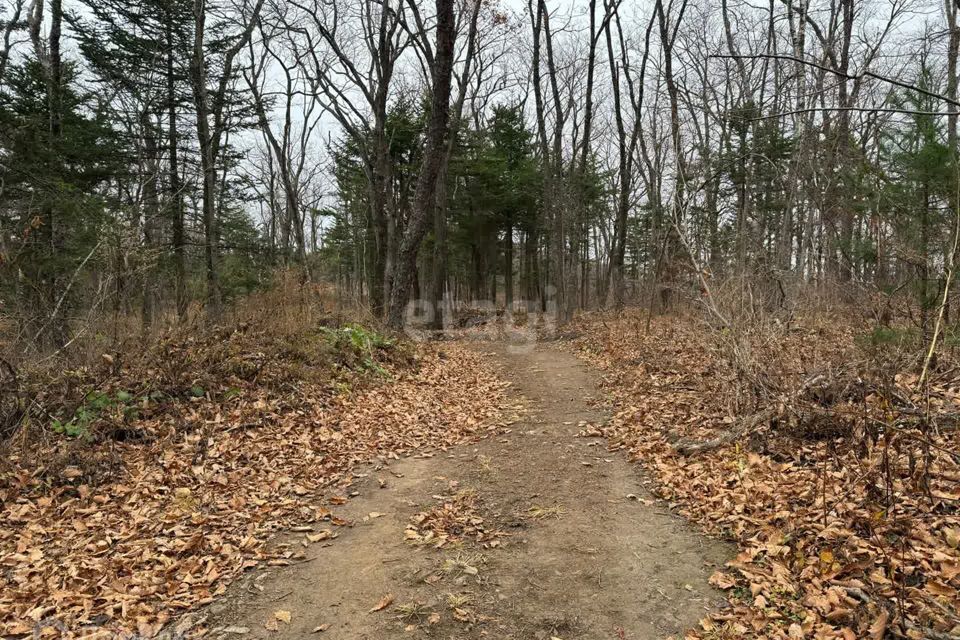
[201, 342, 731, 640]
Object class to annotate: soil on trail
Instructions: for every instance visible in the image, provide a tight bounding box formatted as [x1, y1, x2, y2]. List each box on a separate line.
[202, 342, 731, 639]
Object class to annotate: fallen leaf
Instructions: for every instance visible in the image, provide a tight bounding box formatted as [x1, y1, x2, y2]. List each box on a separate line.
[708, 571, 736, 590]
[306, 531, 332, 543]
[369, 593, 394, 613]
[869, 609, 889, 640]
[944, 527, 960, 549]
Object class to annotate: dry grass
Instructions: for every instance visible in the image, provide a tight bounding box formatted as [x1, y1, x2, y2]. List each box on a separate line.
[395, 601, 433, 623]
[446, 593, 473, 608]
[0, 270, 391, 472]
[440, 553, 486, 577]
[475, 453, 494, 473]
[526, 504, 566, 520]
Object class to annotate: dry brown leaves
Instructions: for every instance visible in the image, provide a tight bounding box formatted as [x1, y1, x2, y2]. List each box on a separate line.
[0, 341, 507, 637]
[569, 311, 960, 640]
[405, 488, 505, 549]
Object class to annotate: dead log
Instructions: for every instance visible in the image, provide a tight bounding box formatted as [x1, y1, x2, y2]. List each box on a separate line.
[675, 373, 827, 455]
[677, 385, 960, 455]
[675, 404, 782, 455]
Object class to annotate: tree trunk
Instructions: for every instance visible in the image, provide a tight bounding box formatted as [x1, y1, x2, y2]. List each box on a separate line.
[524, 228, 539, 312]
[168, 14, 187, 321]
[430, 157, 449, 328]
[656, 0, 689, 311]
[191, 0, 221, 317]
[505, 222, 514, 311]
[386, 0, 456, 329]
[141, 111, 159, 329]
[834, 0, 855, 282]
[428, 0, 481, 328]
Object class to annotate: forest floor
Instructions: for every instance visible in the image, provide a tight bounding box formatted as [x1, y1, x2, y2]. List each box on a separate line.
[197, 342, 730, 640]
[5, 304, 959, 640]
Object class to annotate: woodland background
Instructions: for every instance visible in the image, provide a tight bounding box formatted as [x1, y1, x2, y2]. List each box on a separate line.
[0, 0, 958, 348]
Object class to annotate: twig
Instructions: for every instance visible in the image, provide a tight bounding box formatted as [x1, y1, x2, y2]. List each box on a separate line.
[29, 238, 103, 346]
[900, 624, 960, 640]
[711, 53, 960, 108]
[749, 106, 947, 120]
[918, 164, 960, 388]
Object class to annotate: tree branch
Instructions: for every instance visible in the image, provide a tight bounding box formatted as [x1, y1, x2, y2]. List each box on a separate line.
[711, 53, 960, 108]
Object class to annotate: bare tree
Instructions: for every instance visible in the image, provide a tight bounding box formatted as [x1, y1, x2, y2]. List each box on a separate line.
[606, 0, 655, 309]
[653, 0, 689, 312]
[386, 0, 457, 328]
[0, 0, 24, 85]
[285, 0, 407, 317]
[24, 0, 66, 344]
[429, 0, 483, 328]
[245, 13, 324, 270]
[190, 0, 265, 317]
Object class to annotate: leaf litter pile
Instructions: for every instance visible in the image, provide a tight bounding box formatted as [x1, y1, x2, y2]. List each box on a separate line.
[0, 323, 507, 637]
[400, 489, 496, 632]
[405, 486, 506, 549]
[570, 310, 960, 640]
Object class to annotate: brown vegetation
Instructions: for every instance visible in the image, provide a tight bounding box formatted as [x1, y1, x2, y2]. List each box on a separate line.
[0, 284, 507, 637]
[570, 300, 960, 639]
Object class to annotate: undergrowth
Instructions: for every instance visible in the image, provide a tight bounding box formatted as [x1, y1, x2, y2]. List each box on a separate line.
[570, 291, 960, 639]
[0, 277, 407, 487]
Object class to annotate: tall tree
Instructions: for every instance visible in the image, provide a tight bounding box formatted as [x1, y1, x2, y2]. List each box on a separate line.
[387, 0, 456, 328]
[190, 0, 264, 317]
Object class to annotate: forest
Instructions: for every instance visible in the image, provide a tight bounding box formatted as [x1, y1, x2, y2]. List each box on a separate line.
[1, 0, 960, 638]
[0, 0, 956, 337]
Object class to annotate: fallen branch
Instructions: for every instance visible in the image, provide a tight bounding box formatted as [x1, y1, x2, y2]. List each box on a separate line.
[799, 404, 960, 427]
[675, 404, 780, 455]
[678, 395, 960, 456]
[675, 373, 827, 455]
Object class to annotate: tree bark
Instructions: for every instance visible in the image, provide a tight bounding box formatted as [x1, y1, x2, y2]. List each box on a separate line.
[505, 222, 514, 311]
[191, 0, 221, 317]
[189, 0, 264, 319]
[141, 111, 159, 329]
[948, 0, 959, 174]
[386, 0, 456, 329]
[607, 2, 653, 309]
[167, 13, 187, 321]
[655, 0, 689, 311]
